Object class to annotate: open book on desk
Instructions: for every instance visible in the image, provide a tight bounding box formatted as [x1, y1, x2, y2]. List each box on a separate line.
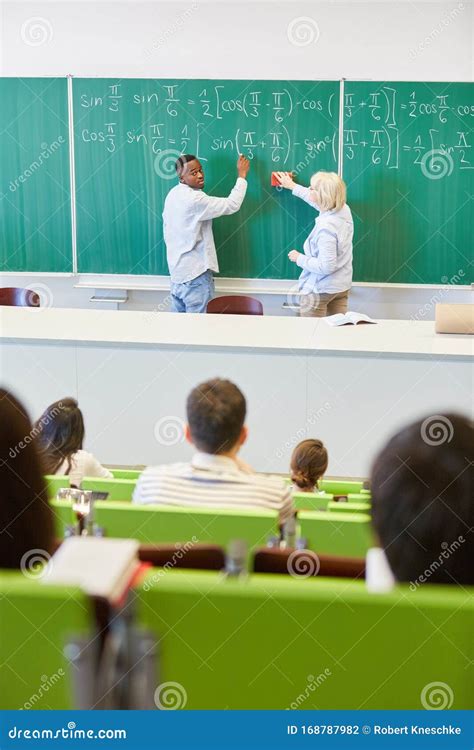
[325, 312, 377, 327]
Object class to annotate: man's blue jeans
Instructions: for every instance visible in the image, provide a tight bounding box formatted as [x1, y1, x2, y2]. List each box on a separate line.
[170, 270, 215, 313]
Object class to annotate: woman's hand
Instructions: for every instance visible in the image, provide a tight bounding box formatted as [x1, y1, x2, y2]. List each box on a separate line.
[288, 249, 302, 263]
[275, 171, 296, 190]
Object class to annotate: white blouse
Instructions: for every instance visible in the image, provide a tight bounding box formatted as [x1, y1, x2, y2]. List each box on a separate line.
[55, 450, 113, 488]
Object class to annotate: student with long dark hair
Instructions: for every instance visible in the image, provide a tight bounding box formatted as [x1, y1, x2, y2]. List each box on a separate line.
[34, 398, 112, 487]
[0, 389, 54, 569]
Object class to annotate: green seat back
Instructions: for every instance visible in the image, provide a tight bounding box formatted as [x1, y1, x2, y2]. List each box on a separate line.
[293, 492, 333, 511]
[51, 500, 279, 561]
[327, 501, 372, 515]
[347, 492, 371, 503]
[136, 570, 473, 709]
[45, 474, 70, 500]
[319, 479, 364, 495]
[299, 511, 374, 556]
[110, 469, 142, 480]
[0, 572, 92, 709]
[81, 477, 136, 502]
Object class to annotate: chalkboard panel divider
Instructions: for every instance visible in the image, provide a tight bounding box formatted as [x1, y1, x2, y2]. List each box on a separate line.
[338, 78, 345, 178]
[67, 75, 78, 274]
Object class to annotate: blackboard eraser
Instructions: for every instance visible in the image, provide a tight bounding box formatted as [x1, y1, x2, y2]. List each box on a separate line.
[271, 171, 292, 187]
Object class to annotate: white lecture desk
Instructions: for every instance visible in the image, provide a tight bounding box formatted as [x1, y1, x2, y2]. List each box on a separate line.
[1, 308, 472, 476]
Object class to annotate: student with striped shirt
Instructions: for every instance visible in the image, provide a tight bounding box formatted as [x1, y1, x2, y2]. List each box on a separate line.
[133, 379, 294, 525]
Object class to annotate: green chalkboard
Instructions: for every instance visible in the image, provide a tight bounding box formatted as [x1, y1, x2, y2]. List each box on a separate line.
[343, 81, 473, 284]
[73, 78, 339, 277]
[0, 78, 72, 272]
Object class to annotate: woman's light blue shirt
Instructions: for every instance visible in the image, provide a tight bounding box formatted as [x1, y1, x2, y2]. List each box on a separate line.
[292, 185, 354, 295]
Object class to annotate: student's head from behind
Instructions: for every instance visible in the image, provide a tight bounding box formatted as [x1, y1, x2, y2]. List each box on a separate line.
[34, 397, 85, 475]
[371, 413, 473, 586]
[290, 439, 328, 491]
[0, 389, 54, 569]
[309, 171, 346, 212]
[186, 378, 247, 456]
[175, 154, 204, 189]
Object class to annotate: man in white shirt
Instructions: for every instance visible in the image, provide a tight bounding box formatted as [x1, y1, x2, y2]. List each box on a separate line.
[133, 378, 294, 526]
[162, 154, 250, 313]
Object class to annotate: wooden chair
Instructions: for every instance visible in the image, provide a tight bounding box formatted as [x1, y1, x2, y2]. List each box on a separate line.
[138, 543, 226, 571]
[207, 295, 263, 315]
[0, 287, 40, 307]
[253, 547, 365, 579]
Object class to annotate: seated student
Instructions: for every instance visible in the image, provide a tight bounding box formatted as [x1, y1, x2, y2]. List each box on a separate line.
[290, 438, 328, 493]
[370, 413, 473, 586]
[34, 398, 112, 488]
[0, 389, 54, 569]
[134, 379, 294, 525]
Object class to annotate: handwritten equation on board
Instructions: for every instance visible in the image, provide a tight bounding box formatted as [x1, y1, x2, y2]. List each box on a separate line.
[78, 82, 338, 166]
[344, 86, 474, 175]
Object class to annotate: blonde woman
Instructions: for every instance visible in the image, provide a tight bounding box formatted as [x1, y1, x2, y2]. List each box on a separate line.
[275, 171, 353, 317]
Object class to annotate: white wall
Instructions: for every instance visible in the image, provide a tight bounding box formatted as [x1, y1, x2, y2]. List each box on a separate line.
[2, 1, 472, 81]
[1, 1, 473, 319]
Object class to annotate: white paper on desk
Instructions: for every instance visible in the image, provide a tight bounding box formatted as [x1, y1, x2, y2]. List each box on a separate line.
[325, 312, 377, 326]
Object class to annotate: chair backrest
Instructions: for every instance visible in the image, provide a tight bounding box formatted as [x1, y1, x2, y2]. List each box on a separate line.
[298, 511, 374, 556]
[319, 479, 364, 495]
[138, 543, 225, 571]
[136, 570, 473, 709]
[292, 491, 333, 511]
[45, 474, 70, 500]
[51, 500, 279, 564]
[206, 295, 264, 315]
[253, 547, 365, 579]
[0, 287, 40, 307]
[327, 501, 371, 515]
[110, 468, 142, 480]
[0, 573, 92, 709]
[81, 476, 136, 502]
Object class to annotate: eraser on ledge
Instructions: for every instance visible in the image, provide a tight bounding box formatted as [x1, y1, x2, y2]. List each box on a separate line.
[271, 171, 292, 187]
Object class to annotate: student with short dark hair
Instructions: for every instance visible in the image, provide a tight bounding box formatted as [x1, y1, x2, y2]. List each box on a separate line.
[290, 439, 328, 492]
[162, 154, 250, 313]
[0, 389, 54, 569]
[134, 378, 294, 524]
[34, 398, 112, 488]
[370, 413, 473, 586]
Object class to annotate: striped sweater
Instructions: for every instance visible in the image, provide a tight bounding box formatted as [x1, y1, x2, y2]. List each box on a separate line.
[133, 452, 294, 525]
